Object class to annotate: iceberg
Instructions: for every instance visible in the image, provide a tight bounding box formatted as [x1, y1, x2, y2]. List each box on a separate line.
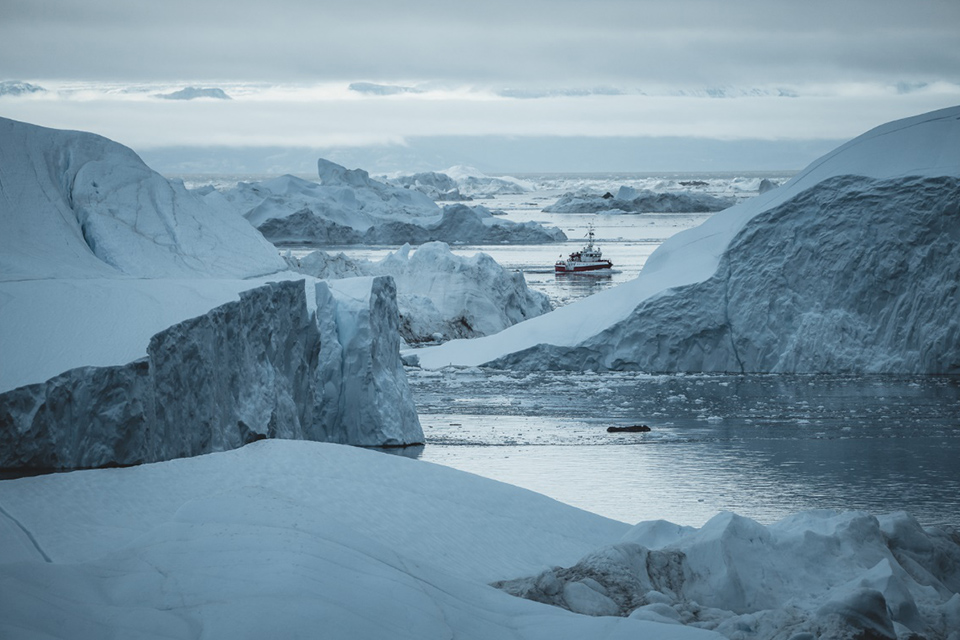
[543, 187, 734, 213]
[442, 164, 534, 197]
[0, 277, 423, 469]
[416, 106, 960, 374]
[0, 117, 422, 469]
[497, 510, 960, 640]
[0, 440, 719, 640]
[0, 117, 286, 281]
[293, 242, 552, 343]
[386, 170, 471, 200]
[213, 164, 564, 244]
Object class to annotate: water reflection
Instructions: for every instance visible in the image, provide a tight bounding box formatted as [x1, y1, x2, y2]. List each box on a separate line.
[410, 370, 960, 528]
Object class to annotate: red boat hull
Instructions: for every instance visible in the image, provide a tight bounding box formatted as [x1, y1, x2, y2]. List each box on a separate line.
[555, 261, 613, 273]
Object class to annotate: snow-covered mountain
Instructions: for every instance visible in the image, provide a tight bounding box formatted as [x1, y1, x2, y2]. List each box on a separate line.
[0, 80, 45, 96]
[157, 86, 231, 100]
[416, 105, 960, 373]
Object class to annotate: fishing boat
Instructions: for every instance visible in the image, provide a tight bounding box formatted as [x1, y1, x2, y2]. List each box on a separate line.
[555, 225, 613, 273]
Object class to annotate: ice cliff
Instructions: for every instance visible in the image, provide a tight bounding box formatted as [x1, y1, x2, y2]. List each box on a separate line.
[418, 106, 960, 374]
[497, 510, 960, 640]
[0, 278, 423, 469]
[292, 242, 552, 343]
[543, 186, 734, 213]
[213, 162, 563, 244]
[0, 118, 423, 469]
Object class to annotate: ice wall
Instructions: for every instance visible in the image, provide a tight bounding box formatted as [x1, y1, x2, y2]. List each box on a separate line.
[421, 106, 960, 374]
[316, 277, 423, 446]
[496, 175, 960, 373]
[0, 279, 423, 470]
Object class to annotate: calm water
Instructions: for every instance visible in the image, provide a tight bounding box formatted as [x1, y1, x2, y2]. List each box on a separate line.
[408, 369, 960, 528]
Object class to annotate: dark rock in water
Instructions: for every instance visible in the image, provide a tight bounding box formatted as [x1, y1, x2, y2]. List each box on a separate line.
[680, 180, 709, 187]
[606, 425, 651, 433]
[601, 192, 615, 199]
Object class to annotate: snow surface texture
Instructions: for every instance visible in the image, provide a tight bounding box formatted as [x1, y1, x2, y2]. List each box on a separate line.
[0, 441, 720, 640]
[543, 186, 735, 213]
[496, 510, 960, 640]
[292, 242, 552, 343]
[0, 279, 423, 469]
[0, 117, 286, 281]
[417, 106, 960, 373]
[212, 165, 563, 244]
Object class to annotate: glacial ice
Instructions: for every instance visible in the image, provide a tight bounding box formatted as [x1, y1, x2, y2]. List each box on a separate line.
[496, 510, 960, 640]
[417, 105, 960, 374]
[386, 170, 471, 200]
[441, 164, 534, 197]
[0, 117, 423, 468]
[212, 164, 564, 244]
[0, 117, 286, 281]
[0, 279, 423, 469]
[543, 186, 735, 213]
[291, 242, 552, 343]
[0, 440, 716, 640]
[386, 165, 534, 199]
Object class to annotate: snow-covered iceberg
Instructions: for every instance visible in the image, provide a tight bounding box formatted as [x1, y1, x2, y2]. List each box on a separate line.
[442, 164, 534, 198]
[417, 106, 960, 374]
[497, 510, 960, 640]
[543, 186, 735, 213]
[212, 164, 564, 244]
[387, 170, 471, 200]
[293, 242, 552, 343]
[0, 117, 286, 281]
[0, 117, 422, 469]
[0, 277, 423, 469]
[0, 440, 719, 640]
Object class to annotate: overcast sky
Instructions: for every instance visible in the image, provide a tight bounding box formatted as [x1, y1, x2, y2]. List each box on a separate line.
[2, 0, 959, 170]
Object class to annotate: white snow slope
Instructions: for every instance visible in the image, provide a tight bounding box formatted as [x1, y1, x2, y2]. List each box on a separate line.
[416, 106, 960, 373]
[498, 510, 960, 640]
[0, 440, 720, 640]
[0, 117, 285, 281]
[294, 242, 552, 343]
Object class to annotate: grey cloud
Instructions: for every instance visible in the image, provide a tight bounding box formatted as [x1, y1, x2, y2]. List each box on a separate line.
[1, 0, 958, 86]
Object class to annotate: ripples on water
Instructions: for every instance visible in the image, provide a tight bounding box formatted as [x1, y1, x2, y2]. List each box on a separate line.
[408, 369, 960, 528]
